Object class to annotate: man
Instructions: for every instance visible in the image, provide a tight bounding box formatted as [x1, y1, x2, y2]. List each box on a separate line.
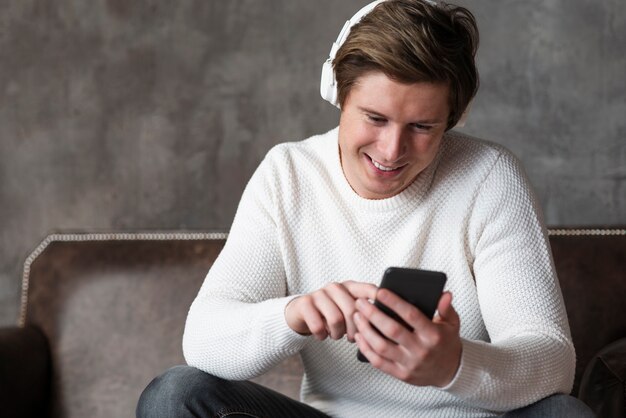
[137, 1, 594, 416]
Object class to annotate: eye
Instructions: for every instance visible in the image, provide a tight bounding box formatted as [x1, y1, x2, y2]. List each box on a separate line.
[366, 114, 387, 124]
[410, 123, 433, 132]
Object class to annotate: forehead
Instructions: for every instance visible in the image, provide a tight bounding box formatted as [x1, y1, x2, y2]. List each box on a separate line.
[346, 71, 450, 120]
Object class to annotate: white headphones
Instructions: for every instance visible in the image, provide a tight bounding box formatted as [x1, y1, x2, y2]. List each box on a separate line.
[320, 0, 386, 108]
[319, 0, 469, 128]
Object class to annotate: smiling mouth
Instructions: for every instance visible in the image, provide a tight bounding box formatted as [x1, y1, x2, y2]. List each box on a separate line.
[368, 155, 406, 172]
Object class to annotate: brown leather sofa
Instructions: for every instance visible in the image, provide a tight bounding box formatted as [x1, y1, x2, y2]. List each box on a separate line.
[1, 228, 625, 418]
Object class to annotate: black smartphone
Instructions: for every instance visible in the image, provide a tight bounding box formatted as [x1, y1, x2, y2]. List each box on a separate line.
[357, 267, 447, 363]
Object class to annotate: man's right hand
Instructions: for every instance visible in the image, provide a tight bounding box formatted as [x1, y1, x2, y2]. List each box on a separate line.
[284, 281, 378, 342]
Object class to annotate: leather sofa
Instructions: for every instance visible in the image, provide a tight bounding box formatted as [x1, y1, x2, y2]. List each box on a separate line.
[1, 228, 624, 418]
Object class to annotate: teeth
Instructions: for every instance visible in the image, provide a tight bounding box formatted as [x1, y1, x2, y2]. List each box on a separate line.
[372, 159, 396, 171]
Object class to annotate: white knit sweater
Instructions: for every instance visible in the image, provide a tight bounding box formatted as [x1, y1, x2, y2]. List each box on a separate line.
[183, 127, 575, 417]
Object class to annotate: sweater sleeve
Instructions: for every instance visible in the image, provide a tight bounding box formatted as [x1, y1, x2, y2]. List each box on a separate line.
[441, 151, 575, 411]
[183, 148, 308, 380]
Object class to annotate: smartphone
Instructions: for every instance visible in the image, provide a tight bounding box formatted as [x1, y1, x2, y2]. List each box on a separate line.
[357, 267, 447, 362]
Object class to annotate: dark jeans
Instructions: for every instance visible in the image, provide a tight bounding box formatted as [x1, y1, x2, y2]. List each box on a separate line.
[136, 365, 329, 418]
[136, 365, 595, 418]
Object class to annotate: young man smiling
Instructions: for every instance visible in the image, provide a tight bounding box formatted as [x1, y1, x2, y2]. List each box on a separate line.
[138, 1, 595, 417]
[337, 73, 449, 200]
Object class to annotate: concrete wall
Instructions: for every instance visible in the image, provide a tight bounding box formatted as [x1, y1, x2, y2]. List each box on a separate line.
[1, 0, 624, 326]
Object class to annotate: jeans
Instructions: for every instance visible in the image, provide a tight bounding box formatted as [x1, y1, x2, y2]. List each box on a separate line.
[136, 366, 595, 418]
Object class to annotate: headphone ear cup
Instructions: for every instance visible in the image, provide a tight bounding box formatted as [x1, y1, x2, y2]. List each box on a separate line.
[320, 1, 386, 108]
[453, 101, 472, 128]
[320, 59, 339, 107]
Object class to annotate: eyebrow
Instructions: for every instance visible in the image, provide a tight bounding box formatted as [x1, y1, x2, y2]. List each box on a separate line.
[357, 106, 445, 125]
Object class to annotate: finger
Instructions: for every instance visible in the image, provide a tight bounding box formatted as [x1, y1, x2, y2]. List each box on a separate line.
[330, 281, 379, 341]
[323, 283, 360, 341]
[375, 288, 432, 334]
[355, 297, 407, 343]
[354, 332, 375, 362]
[433, 291, 459, 326]
[297, 297, 328, 340]
[354, 306, 404, 363]
[356, 335, 413, 383]
[343, 281, 379, 301]
[312, 290, 347, 340]
[355, 313, 398, 368]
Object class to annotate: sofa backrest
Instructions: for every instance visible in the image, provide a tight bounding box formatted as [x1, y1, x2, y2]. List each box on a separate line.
[548, 229, 626, 395]
[21, 234, 225, 418]
[20, 229, 626, 417]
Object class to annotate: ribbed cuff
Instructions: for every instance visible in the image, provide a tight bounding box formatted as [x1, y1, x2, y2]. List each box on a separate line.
[261, 295, 309, 355]
[440, 339, 486, 398]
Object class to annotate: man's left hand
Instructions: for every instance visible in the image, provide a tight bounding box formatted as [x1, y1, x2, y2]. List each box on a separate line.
[353, 290, 462, 387]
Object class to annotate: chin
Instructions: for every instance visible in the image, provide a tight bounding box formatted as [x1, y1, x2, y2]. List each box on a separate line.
[366, 189, 399, 200]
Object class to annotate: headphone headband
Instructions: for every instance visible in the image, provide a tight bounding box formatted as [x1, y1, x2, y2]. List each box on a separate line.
[320, 0, 386, 108]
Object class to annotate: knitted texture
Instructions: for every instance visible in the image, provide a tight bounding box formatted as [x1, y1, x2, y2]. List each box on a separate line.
[183, 128, 575, 417]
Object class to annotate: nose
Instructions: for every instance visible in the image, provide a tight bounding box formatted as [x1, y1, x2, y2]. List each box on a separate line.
[378, 126, 406, 163]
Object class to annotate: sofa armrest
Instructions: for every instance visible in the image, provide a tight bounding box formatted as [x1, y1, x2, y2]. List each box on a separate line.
[578, 338, 626, 418]
[0, 325, 51, 418]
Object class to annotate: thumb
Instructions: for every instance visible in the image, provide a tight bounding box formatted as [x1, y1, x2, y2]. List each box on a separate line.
[434, 291, 459, 325]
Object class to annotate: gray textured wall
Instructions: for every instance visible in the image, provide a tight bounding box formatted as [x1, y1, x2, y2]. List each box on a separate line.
[1, 0, 624, 326]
